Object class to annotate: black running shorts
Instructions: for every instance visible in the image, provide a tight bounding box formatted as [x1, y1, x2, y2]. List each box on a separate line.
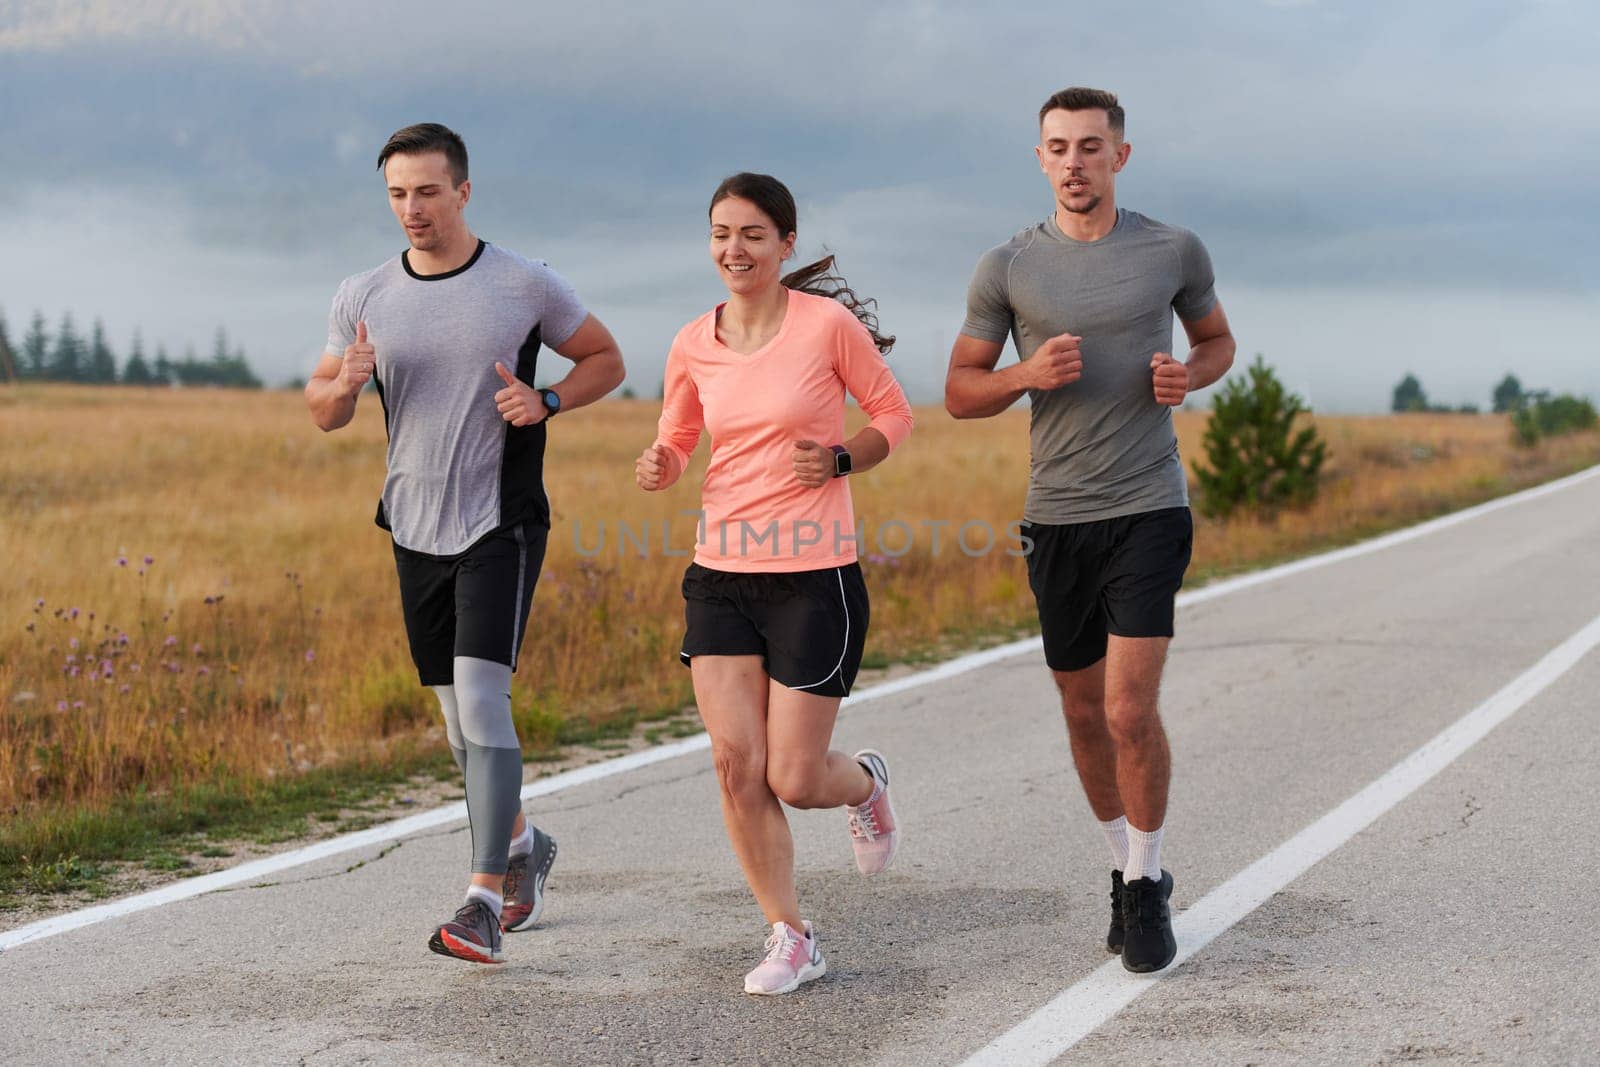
[392, 520, 548, 686]
[1022, 507, 1193, 673]
[680, 562, 869, 698]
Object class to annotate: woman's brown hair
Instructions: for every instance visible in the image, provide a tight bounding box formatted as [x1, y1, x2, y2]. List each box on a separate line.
[709, 173, 895, 355]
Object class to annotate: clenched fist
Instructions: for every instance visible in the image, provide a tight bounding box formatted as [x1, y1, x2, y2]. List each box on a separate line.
[1025, 333, 1084, 391]
[791, 439, 833, 489]
[1151, 352, 1188, 406]
[636, 443, 674, 491]
[339, 321, 375, 397]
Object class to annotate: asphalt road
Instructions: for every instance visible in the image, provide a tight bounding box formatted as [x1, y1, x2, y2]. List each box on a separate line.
[4, 469, 1598, 1066]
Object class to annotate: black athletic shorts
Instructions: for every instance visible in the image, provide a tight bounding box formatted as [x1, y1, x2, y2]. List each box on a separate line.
[1022, 506, 1193, 673]
[392, 520, 548, 687]
[680, 562, 869, 698]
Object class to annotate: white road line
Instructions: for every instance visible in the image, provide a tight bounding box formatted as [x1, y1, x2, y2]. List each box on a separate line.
[3, 463, 1595, 955]
[961, 608, 1600, 1067]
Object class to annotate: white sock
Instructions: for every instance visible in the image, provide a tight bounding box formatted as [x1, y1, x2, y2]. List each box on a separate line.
[1099, 815, 1130, 872]
[465, 884, 503, 920]
[508, 822, 534, 858]
[1125, 824, 1164, 883]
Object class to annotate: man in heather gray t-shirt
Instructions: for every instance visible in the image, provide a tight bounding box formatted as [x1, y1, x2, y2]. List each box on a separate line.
[945, 89, 1236, 975]
[961, 209, 1217, 524]
[306, 123, 625, 965]
[324, 239, 589, 556]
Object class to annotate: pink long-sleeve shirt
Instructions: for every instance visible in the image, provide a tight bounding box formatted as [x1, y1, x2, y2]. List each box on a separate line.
[653, 289, 914, 573]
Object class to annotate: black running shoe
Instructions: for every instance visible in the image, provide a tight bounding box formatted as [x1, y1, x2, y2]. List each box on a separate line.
[1120, 869, 1175, 973]
[1106, 869, 1126, 954]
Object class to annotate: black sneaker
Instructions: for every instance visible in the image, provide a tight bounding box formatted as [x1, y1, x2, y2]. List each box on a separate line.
[1106, 869, 1126, 954]
[1119, 869, 1175, 973]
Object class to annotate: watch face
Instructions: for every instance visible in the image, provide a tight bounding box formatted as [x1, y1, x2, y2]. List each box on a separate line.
[832, 446, 852, 476]
[542, 390, 560, 414]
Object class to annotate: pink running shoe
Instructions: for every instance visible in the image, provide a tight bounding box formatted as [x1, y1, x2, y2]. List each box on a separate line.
[744, 920, 826, 996]
[845, 749, 898, 876]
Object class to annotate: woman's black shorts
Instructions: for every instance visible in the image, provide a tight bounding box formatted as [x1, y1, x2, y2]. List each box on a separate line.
[680, 561, 869, 698]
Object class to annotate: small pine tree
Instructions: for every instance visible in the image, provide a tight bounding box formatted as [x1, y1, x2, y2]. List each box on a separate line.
[1392, 373, 1428, 413]
[89, 318, 118, 383]
[23, 311, 50, 379]
[1491, 373, 1524, 414]
[1194, 355, 1328, 518]
[123, 330, 153, 385]
[50, 312, 85, 382]
[154, 344, 173, 385]
[0, 309, 17, 383]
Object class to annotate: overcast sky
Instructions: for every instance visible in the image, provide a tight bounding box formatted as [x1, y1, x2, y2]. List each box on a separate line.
[2, 0, 1596, 410]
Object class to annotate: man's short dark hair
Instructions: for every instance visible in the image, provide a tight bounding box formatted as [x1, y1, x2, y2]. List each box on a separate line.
[1038, 88, 1124, 138]
[376, 123, 469, 186]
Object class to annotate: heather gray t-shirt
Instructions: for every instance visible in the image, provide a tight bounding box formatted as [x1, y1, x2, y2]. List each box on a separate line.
[325, 241, 588, 556]
[962, 209, 1217, 524]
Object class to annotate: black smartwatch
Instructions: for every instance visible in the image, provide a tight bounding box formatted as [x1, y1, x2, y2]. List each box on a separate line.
[539, 388, 562, 418]
[829, 444, 852, 478]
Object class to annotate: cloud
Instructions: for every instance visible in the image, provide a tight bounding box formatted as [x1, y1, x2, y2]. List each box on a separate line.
[3, 0, 1598, 408]
[0, 0, 270, 51]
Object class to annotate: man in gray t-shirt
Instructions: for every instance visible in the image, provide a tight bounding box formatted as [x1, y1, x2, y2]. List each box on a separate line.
[946, 88, 1236, 974]
[306, 123, 625, 965]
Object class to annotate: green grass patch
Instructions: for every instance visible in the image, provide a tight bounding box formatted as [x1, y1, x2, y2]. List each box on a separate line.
[0, 748, 457, 900]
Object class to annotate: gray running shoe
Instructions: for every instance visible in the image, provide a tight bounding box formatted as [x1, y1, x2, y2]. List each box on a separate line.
[428, 899, 504, 964]
[501, 827, 557, 932]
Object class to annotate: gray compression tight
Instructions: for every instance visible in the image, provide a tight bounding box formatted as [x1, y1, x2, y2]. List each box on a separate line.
[430, 656, 523, 876]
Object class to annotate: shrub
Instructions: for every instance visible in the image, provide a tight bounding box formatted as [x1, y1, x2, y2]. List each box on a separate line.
[1194, 355, 1327, 518]
[1511, 391, 1598, 447]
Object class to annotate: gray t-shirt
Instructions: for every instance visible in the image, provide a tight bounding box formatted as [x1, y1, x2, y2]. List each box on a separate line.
[325, 240, 588, 556]
[962, 209, 1217, 524]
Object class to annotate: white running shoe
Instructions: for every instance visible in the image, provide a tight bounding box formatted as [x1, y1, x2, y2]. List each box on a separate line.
[743, 920, 826, 996]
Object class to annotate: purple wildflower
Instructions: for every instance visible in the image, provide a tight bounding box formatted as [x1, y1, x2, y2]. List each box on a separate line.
[117, 556, 128, 567]
[56, 700, 68, 712]
[197, 666, 210, 676]
[304, 649, 316, 664]
[144, 555, 154, 565]
[164, 635, 177, 647]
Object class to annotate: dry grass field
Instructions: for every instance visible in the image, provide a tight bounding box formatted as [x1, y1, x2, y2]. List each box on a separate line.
[4, 384, 1598, 884]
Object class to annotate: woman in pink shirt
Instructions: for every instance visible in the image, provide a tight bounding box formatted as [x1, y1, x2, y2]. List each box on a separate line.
[635, 173, 914, 996]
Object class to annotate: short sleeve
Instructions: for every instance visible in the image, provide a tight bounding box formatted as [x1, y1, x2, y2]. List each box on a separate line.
[959, 246, 1015, 343]
[324, 279, 355, 358]
[536, 263, 589, 349]
[1171, 229, 1217, 323]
